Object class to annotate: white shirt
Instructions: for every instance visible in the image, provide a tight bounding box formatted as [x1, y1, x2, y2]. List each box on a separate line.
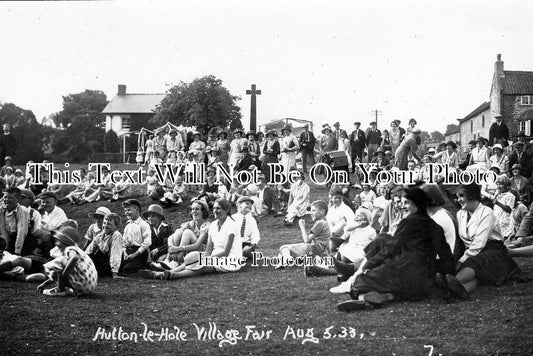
[41, 206, 68, 231]
[429, 208, 456, 253]
[232, 212, 260, 245]
[457, 203, 502, 263]
[122, 217, 152, 253]
[209, 217, 242, 258]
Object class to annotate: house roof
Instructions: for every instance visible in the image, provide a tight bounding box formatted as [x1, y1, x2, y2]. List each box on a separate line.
[102, 94, 166, 114]
[457, 102, 490, 123]
[501, 71, 533, 95]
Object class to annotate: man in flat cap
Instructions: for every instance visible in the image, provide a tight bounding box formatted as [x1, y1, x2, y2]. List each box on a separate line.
[365, 121, 382, 162]
[349, 121, 366, 170]
[488, 115, 509, 148]
[298, 124, 316, 172]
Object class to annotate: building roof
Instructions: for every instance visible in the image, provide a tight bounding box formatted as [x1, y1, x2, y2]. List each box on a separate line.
[102, 94, 166, 114]
[457, 102, 490, 123]
[501, 71, 533, 95]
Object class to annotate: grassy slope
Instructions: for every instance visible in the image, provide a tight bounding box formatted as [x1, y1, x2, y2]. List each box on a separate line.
[1, 183, 533, 355]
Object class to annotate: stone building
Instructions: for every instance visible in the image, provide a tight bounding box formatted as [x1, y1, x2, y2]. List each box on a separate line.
[490, 54, 533, 139]
[457, 102, 490, 148]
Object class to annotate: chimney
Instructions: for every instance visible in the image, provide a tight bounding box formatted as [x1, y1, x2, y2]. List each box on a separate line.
[118, 84, 126, 95]
[495, 54, 504, 78]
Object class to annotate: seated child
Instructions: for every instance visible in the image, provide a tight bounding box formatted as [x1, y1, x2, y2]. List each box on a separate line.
[232, 196, 260, 260]
[145, 168, 159, 196]
[245, 183, 261, 217]
[37, 227, 98, 297]
[275, 200, 330, 268]
[110, 175, 131, 202]
[85, 213, 123, 278]
[14, 169, 25, 188]
[82, 207, 111, 249]
[4, 167, 15, 188]
[161, 175, 187, 205]
[119, 199, 151, 274]
[143, 204, 173, 263]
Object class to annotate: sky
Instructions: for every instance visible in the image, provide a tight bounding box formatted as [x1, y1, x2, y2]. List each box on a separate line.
[1, 0, 532, 135]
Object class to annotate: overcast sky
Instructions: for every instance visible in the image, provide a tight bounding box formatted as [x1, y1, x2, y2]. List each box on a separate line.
[1, 0, 532, 134]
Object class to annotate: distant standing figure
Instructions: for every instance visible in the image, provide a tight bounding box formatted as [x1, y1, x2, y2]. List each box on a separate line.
[1, 124, 17, 166]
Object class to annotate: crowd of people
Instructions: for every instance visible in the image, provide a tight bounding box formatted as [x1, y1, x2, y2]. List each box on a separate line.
[0, 118, 533, 313]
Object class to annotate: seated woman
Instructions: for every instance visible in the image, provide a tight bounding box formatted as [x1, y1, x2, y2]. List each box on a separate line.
[334, 187, 455, 311]
[442, 183, 520, 300]
[284, 169, 310, 226]
[155, 200, 210, 269]
[139, 199, 241, 280]
[110, 174, 131, 202]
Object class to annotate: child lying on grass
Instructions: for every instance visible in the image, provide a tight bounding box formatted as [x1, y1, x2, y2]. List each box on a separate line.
[37, 226, 98, 297]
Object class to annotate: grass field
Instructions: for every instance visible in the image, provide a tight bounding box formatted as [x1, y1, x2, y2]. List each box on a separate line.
[1, 180, 533, 355]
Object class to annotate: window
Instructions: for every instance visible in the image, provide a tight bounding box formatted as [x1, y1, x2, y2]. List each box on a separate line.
[121, 116, 131, 130]
[521, 95, 533, 105]
[520, 120, 531, 136]
[482, 115, 485, 127]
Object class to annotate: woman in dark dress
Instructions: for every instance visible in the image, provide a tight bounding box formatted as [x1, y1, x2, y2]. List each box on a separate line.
[337, 187, 455, 311]
[261, 130, 280, 182]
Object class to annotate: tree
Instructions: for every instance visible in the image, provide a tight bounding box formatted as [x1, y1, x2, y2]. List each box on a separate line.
[0, 103, 44, 164]
[52, 90, 108, 162]
[430, 131, 445, 142]
[445, 124, 459, 135]
[152, 75, 243, 135]
[104, 130, 121, 153]
[420, 131, 431, 143]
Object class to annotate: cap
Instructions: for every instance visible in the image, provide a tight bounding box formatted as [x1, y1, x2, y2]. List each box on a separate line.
[38, 191, 58, 201]
[237, 196, 254, 205]
[122, 199, 142, 210]
[20, 189, 35, 202]
[88, 206, 111, 219]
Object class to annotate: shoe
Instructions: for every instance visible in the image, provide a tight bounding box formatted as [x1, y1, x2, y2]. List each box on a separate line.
[445, 274, 469, 300]
[329, 282, 351, 294]
[363, 291, 395, 306]
[138, 269, 164, 280]
[150, 262, 165, 271]
[337, 300, 373, 312]
[43, 287, 70, 297]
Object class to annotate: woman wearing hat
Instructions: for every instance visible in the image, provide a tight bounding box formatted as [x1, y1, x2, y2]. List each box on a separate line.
[467, 137, 490, 172]
[166, 129, 185, 156]
[215, 130, 230, 164]
[284, 169, 310, 226]
[261, 130, 280, 182]
[246, 131, 261, 168]
[188, 131, 206, 164]
[141, 198, 241, 279]
[489, 143, 509, 175]
[335, 187, 455, 310]
[153, 129, 168, 161]
[144, 134, 155, 165]
[158, 200, 211, 269]
[389, 121, 402, 154]
[228, 129, 247, 167]
[143, 204, 173, 263]
[441, 183, 519, 300]
[432, 141, 459, 169]
[279, 125, 299, 174]
[510, 164, 528, 202]
[394, 129, 422, 170]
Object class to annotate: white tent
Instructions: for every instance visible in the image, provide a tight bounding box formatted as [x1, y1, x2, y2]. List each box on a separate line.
[259, 118, 314, 137]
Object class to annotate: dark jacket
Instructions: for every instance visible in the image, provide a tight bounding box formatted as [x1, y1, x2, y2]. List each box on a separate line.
[298, 131, 316, 153]
[349, 129, 367, 152]
[488, 122, 510, 147]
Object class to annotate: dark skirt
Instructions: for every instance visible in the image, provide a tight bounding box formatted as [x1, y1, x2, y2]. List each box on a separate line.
[461, 240, 519, 285]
